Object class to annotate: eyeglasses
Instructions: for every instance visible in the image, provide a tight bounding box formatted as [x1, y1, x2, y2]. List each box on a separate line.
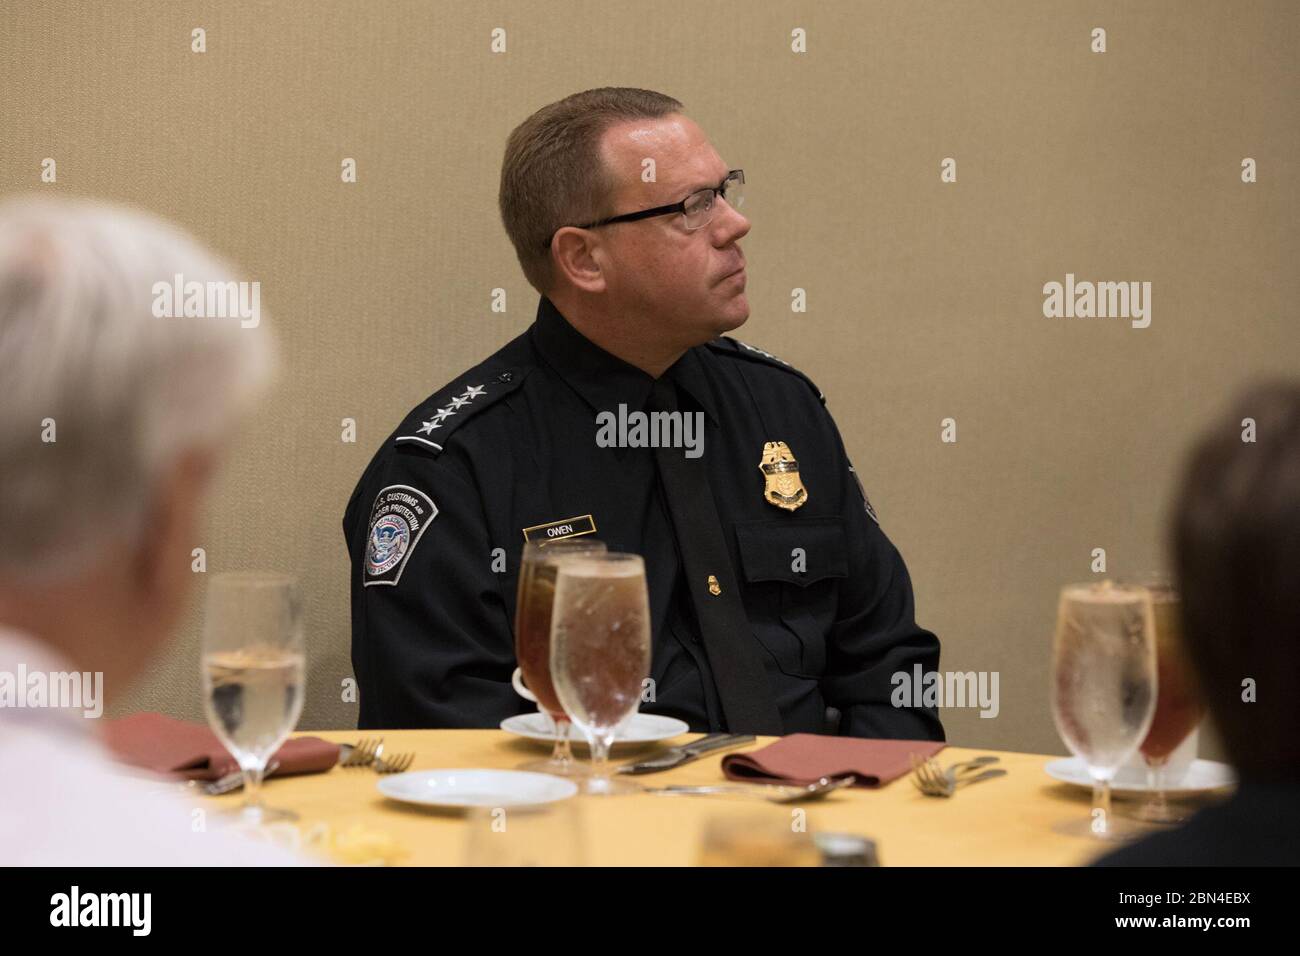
[543, 169, 745, 249]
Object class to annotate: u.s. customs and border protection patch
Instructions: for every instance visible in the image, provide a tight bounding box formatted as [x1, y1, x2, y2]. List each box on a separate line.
[848, 463, 880, 526]
[759, 441, 808, 511]
[363, 484, 437, 587]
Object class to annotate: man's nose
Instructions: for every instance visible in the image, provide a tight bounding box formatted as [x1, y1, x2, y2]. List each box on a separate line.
[714, 197, 750, 242]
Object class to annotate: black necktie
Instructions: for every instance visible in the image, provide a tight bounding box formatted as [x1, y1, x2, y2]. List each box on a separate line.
[646, 375, 784, 735]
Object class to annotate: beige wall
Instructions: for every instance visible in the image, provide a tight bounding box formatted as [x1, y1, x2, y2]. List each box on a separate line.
[3, 1, 1296, 758]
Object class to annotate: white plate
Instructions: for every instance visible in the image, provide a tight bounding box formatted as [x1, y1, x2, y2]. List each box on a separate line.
[1044, 757, 1236, 796]
[500, 711, 689, 748]
[378, 769, 578, 809]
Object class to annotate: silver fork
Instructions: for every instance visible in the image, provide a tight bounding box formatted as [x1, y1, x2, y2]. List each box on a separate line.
[191, 760, 281, 796]
[910, 754, 1005, 797]
[940, 754, 999, 783]
[338, 737, 383, 768]
[372, 749, 414, 774]
[909, 753, 998, 785]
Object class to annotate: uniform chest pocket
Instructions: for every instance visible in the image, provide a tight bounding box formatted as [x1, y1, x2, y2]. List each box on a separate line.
[733, 517, 848, 679]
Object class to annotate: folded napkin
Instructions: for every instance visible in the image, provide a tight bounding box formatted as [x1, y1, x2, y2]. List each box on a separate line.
[722, 733, 945, 787]
[102, 711, 340, 781]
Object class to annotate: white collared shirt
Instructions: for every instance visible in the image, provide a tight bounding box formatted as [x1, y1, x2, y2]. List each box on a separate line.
[0, 626, 309, 866]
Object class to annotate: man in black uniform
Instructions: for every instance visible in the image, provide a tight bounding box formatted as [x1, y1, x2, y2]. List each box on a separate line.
[344, 87, 943, 739]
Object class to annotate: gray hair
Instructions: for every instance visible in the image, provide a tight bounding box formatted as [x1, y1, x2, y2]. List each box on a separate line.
[0, 194, 274, 581]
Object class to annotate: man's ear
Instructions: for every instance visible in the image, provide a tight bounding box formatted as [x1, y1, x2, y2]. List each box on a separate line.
[551, 228, 608, 294]
[130, 449, 217, 598]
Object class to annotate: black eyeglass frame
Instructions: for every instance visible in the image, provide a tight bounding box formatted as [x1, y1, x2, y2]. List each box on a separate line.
[543, 169, 745, 250]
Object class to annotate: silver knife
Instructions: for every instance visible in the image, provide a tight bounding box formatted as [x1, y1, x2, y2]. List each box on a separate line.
[615, 733, 756, 775]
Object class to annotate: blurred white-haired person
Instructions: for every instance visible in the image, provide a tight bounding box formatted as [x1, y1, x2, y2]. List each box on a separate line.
[0, 194, 303, 865]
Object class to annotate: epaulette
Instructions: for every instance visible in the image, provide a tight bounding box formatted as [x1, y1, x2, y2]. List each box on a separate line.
[392, 362, 532, 456]
[706, 336, 826, 404]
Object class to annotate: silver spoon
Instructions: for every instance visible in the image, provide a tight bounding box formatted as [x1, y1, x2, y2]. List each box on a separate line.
[646, 774, 857, 804]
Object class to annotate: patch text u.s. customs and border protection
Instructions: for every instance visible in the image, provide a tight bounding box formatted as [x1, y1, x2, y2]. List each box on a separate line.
[364, 484, 437, 586]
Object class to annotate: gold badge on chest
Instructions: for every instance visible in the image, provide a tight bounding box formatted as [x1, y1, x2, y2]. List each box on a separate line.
[759, 441, 808, 511]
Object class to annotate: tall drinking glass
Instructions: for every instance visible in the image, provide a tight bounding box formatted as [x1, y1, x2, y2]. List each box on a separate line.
[1050, 581, 1157, 839]
[514, 538, 606, 775]
[201, 572, 306, 824]
[550, 553, 652, 795]
[1134, 583, 1204, 823]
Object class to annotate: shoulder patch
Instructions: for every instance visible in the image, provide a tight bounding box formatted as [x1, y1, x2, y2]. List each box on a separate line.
[706, 336, 826, 404]
[394, 366, 530, 455]
[363, 484, 437, 586]
[848, 463, 880, 526]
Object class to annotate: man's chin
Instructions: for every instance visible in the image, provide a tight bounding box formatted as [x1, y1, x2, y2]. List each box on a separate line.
[709, 294, 749, 337]
[674, 295, 749, 346]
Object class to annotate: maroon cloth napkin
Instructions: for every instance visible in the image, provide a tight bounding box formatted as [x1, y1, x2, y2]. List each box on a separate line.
[102, 711, 340, 781]
[721, 733, 945, 787]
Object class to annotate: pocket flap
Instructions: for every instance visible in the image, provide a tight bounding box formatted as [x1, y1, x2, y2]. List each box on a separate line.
[733, 517, 848, 587]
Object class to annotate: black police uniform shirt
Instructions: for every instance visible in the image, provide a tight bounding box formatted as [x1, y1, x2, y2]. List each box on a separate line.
[344, 295, 944, 739]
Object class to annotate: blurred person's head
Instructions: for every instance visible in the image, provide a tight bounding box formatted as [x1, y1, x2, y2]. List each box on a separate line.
[1171, 381, 1300, 781]
[499, 87, 751, 375]
[0, 195, 273, 695]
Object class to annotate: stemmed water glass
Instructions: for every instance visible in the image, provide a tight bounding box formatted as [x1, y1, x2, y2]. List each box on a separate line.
[1133, 582, 1204, 823]
[549, 552, 652, 795]
[513, 538, 607, 776]
[201, 572, 306, 824]
[1050, 581, 1157, 839]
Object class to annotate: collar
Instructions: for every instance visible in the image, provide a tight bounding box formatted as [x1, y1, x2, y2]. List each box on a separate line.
[530, 296, 719, 424]
[0, 624, 99, 739]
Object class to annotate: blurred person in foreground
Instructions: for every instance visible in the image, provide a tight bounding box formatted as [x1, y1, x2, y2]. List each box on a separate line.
[1097, 381, 1300, 866]
[0, 195, 303, 865]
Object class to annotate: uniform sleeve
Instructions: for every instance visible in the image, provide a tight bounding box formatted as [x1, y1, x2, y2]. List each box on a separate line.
[344, 444, 520, 729]
[818, 419, 945, 741]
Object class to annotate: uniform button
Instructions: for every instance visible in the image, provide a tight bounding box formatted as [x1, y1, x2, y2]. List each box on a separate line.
[497, 371, 513, 383]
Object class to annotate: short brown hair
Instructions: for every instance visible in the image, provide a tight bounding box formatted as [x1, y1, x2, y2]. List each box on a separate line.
[498, 87, 684, 295]
[1172, 380, 1300, 780]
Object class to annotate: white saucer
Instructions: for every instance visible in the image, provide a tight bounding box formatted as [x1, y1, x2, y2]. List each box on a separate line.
[378, 769, 578, 809]
[1044, 757, 1236, 796]
[500, 711, 689, 749]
